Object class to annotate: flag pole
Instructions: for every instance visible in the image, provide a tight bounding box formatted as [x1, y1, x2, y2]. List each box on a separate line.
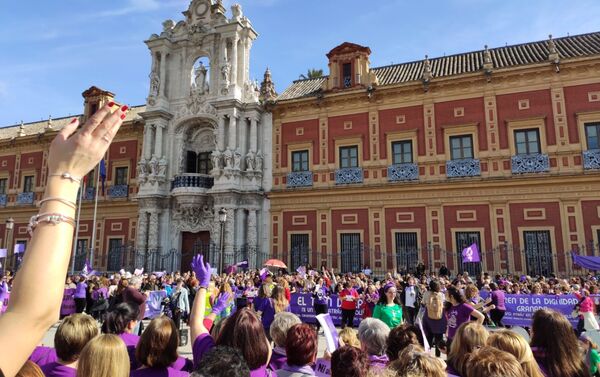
[90, 162, 101, 267]
[70, 181, 85, 274]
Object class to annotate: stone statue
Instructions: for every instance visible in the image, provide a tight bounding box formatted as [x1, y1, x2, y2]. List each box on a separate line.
[221, 59, 230, 87]
[233, 151, 241, 170]
[255, 151, 263, 172]
[231, 4, 243, 21]
[223, 149, 233, 169]
[194, 61, 208, 94]
[245, 151, 255, 171]
[211, 150, 222, 170]
[149, 70, 160, 97]
[149, 156, 159, 176]
[137, 160, 148, 182]
[158, 157, 168, 177]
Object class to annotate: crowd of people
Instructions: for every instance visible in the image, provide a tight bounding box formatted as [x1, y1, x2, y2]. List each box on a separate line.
[1, 100, 599, 377]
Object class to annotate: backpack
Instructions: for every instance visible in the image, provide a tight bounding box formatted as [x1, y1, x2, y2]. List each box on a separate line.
[427, 292, 444, 320]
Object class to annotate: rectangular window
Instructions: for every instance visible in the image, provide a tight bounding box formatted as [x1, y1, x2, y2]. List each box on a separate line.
[339, 146, 359, 168]
[197, 152, 212, 175]
[395, 232, 418, 274]
[340, 233, 361, 273]
[342, 63, 352, 88]
[290, 233, 310, 271]
[115, 167, 128, 186]
[107, 238, 123, 272]
[23, 175, 34, 193]
[291, 150, 309, 172]
[392, 141, 413, 164]
[524, 230, 554, 277]
[0, 178, 7, 195]
[186, 151, 197, 173]
[450, 135, 473, 160]
[75, 239, 88, 271]
[455, 231, 482, 276]
[585, 122, 600, 150]
[514, 129, 541, 155]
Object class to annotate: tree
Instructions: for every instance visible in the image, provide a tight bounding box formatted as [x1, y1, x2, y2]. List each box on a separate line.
[299, 68, 323, 79]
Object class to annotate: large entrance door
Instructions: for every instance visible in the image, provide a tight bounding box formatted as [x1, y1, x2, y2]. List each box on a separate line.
[181, 231, 211, 271]
[340, 233, 362, 273]
[290, 234, 310, 272]
[455, 231, 482, 276]
[395, 232, 419, 274]
[524, 230, 553, 277]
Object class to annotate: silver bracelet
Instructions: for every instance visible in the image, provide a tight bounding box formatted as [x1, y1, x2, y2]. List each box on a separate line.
[27, 212, 76, 236]
[48, 173, 81, 185]
[38, 197, 77, 210]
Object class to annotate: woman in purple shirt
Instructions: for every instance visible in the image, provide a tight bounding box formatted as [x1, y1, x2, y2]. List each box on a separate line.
[73, 275, 88, 314]
[101, 302, 140, 370]
[255, 285, 290, 335]
[445, 285, 484, 345]
[488, 282, 506, 327]
[189, 255, 272, 377]
[131, 316, 189, 377]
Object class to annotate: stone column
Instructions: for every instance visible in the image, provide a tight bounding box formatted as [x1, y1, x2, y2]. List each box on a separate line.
[148, 211, 160, 250]
[225, 208, 235, 252]
[136, 211, 148, 252]
[154, 123, 164, 158]
[247, 209, 257, 249]
[143, 124, 153, 160]
[213, 210, 222, 247]
[228, 114, 237, 150]
[250, 117, 258, 152]
[217, 115, 226, 151]
[159, 52, 167, 97]
[230, 37, 238, 87]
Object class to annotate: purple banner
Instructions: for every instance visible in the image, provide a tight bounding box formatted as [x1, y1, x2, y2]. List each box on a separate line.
[480, 292, 584, 327]
[145, 290, 167, 319]
[60, 288, 76, 316]
[290, 293, 363, 327]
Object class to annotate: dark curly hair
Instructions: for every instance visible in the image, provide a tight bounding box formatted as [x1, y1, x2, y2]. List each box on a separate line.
[331, 345, 369, 377]
[191, 345, 250, 377]
[386, 323, 424, 361]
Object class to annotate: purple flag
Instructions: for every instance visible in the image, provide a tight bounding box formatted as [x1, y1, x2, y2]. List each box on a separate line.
[571, 252, 600, 270]
[259, 267, 269, 281]
[0, 249, 7, 258]
[236, 260, 249, 269]
[14, 243, 25, 254]
[462, 243, 480, 263]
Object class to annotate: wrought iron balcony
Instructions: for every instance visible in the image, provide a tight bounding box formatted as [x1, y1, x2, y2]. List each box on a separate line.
[388, 163, 419, 182]
[583, 150, 600, 170]
[287, 171, 313, 188]
[108, 185, 129, 198]
[335, 167, 363, 184]
[171, 174, 214, 191]
[16, 192, 34, 205]
[0, 194, 6, 206]
[446, 158, 481, 178]
[511, 153, 549, 174]
[83, 187, 96, 200]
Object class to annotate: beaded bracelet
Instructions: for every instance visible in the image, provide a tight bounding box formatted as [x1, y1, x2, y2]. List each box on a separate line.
[38, 197, 77, 210]
[48, 173, 82, 185]
[27, 212, 76, 236]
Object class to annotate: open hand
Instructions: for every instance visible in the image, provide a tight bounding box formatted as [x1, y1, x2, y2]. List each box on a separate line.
[211, 292, 232, 314]
[191, 255, 211, 287]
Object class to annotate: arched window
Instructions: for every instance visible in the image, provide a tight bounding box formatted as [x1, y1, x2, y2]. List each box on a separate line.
[191, 57, 210, 94]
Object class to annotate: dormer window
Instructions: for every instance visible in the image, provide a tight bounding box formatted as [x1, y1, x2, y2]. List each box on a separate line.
[342, 63, 352, 88]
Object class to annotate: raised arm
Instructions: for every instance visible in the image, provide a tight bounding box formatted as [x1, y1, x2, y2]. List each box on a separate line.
[0, 103, 126, 377]
[189, 255, 211, 342]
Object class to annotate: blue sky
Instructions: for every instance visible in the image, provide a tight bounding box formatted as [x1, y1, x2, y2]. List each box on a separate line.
[1, 0, 600, 126]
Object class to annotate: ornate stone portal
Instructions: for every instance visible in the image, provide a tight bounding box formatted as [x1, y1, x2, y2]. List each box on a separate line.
[136, 0, 273, 271]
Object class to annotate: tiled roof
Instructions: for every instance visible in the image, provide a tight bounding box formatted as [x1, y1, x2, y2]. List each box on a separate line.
[0, 105, 146, 141]
[278, 31, 600, 101]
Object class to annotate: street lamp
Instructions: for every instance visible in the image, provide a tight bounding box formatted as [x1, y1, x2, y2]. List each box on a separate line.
[218, 208, 227, 274]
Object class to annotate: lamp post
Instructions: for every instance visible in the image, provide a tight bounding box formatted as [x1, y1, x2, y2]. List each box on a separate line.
[428, 241, 432, 275]
[504, 240, 510, 275]
[218, 208, 227, 274]
[5, 218, 14, 271]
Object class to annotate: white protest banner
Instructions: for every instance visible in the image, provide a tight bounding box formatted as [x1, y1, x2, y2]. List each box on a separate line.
[316, 313, 339, 354]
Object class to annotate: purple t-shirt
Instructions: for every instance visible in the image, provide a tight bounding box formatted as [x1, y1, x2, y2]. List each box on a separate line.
[41, 362, 77, 377]
[491, 290, 506, 311]
[446, 303, 474, 340]
[29, 345, 57, 367]
[256, 298, 276, 330]
[268, 348, 287, 371]
[119, 332, 140, 369]
[74, 282, 87, 299]
[130, 367, 189, 377]
[171, 356, 193, 372]
[92, 287, 108, 300]
[314, 286, 329, 306]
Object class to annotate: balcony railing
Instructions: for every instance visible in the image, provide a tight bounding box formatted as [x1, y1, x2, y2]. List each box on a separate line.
[583, 150, 600, 170]
[16, 191, 34, 205]
[108, 185, 129, 198]
[335, 167, 363, 184]
[287, 171, 313, 188]
[446, 158, 481, 178]
[171, 174, 214, 190]
[511, 153, 550, 174]
[0, 194, 6, 206]
[388, 163, 419, 182]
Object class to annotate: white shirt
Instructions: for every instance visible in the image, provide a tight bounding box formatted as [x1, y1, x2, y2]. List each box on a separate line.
[405, 286, 416, 308]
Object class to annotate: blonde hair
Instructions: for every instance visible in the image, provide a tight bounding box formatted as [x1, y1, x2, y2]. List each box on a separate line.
[55, 313, 99, 362]
[447, 322, 489, 376]
[466, 346, 527, 377]
[487, 330, 545, 377]
[271, 285, 289, 313]
[338, 327, 361, 348]
[16, 361, 45, 377]
[388, 344, 446, 377]
[76, 334, 130, 377]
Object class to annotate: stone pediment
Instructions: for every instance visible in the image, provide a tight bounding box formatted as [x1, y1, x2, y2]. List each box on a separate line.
[326, 42, 371, 59]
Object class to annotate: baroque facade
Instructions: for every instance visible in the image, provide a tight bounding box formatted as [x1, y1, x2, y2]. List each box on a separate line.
[135, 0, 273, 270]
[271, 35, 600, 277]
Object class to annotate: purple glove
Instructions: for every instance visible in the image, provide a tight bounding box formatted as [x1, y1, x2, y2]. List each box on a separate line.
[211, 292, 232, 314]
[191, 255, 211, 288]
